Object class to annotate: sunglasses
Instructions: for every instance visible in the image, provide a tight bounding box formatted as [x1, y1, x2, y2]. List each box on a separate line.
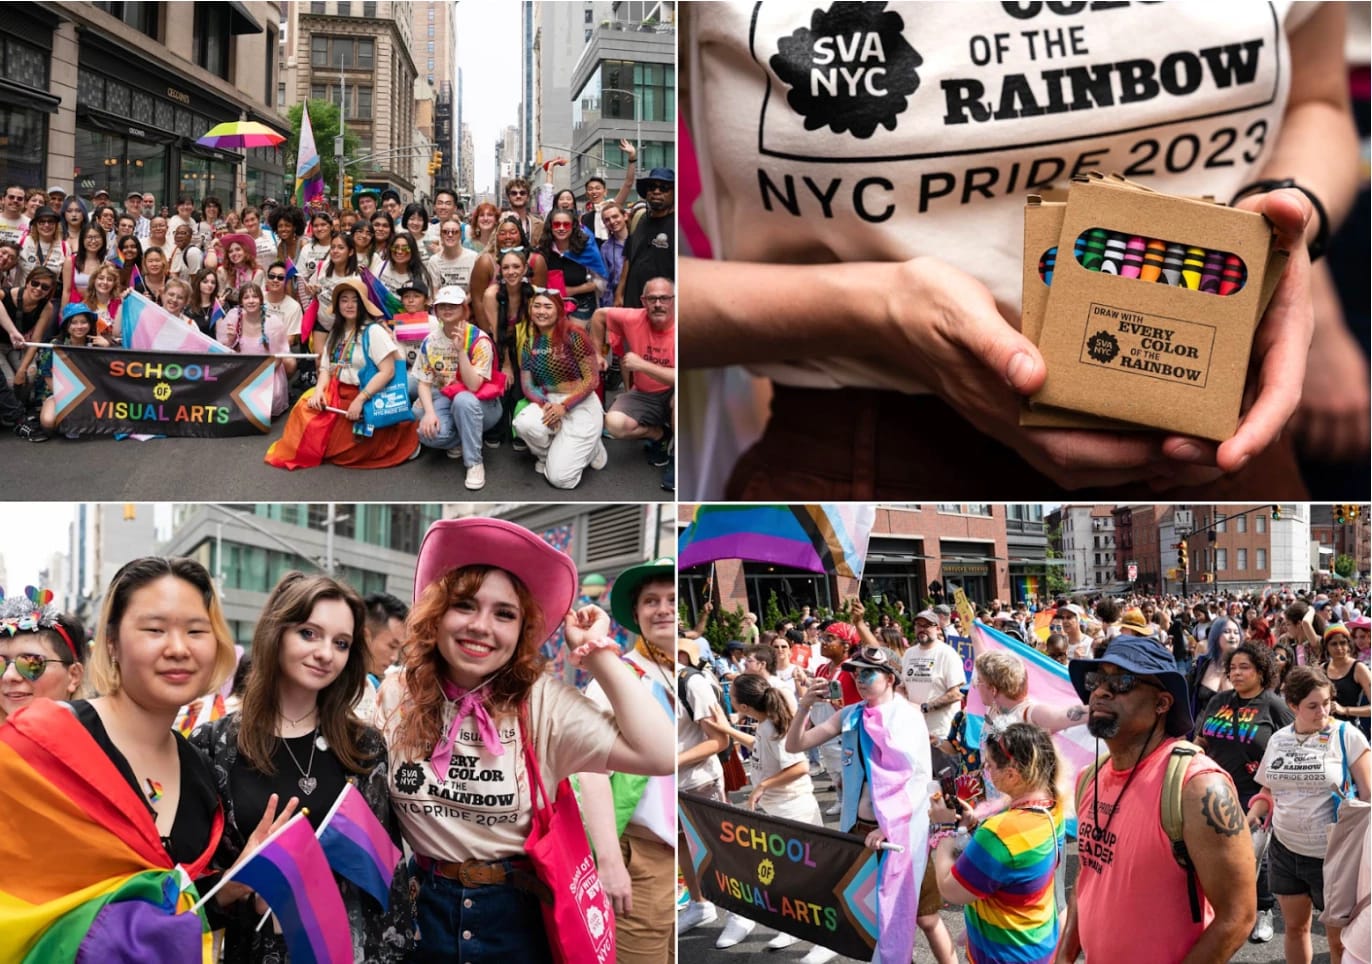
[5, 194, 25, 202]
[1, 653, 64, 682]
[440, 229, 461, 236]
[1083, 671, 1163, 695]
[27, 280, 52, 292]
[642, 182, 672, 193]
[507, 190, 528, 197]
[267, 273, 286, 281]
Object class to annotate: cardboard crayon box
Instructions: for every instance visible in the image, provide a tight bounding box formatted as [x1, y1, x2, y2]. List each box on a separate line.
[1021, 173, 1287, 441]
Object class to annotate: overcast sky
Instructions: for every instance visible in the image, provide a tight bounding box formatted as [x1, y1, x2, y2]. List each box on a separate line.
[454, 1, 522, 196]
[0, 504, 172, 594]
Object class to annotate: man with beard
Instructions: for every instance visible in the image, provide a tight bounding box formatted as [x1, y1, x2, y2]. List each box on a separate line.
[593, 277, 675, 470]
[616, 169, 675, 308]
[1055, 637, 1255, 963]
[901, 608, 966, 742]
[580, 558, 679, 962]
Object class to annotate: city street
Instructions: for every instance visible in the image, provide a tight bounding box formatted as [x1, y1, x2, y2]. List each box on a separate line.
[681, 775, 1331, 964]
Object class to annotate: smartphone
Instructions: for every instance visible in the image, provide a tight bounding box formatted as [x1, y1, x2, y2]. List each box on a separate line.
[936, 766, 959, 804]
[827, 680, 843, 701]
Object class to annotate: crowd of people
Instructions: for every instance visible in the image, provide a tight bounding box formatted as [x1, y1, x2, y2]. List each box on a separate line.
[0, 516, 678, 963]
[0, 156, 677, 491]
[679, 584, 1371, 963]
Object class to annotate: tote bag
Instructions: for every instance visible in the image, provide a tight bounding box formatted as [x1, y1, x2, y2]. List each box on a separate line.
[358, 324, 415, 428]
[520, 712, 615, 964]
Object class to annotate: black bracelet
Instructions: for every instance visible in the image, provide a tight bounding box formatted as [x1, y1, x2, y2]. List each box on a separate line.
[1230, 178, 1329, 262]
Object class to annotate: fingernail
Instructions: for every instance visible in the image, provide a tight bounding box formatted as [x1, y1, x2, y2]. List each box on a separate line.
[1005, 352, 1033, 392]
[1172, 442, 1204, 462]
[1232, 452, 1250, 473]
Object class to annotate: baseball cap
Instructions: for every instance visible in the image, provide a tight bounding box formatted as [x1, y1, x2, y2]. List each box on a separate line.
[431, 285, 467, 306]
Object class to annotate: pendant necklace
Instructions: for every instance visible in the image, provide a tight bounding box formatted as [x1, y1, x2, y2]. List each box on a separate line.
[282, 727, 319, 796]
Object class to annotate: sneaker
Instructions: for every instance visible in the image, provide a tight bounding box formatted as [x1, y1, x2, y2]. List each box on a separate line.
[512, 436, 528, 453]
[445, 446, 463, 459]
[715, 914, 755, 948]
[534, 459, 546, 476]
[406, 443, 423, 462]
[1250, 908, 1274, 943]
[677, 901, 716, 934]
[824, 801, 842, 816]
[15, 420, 48, 442]
[590, 440, 607, 470]
[765, 932, 798, 950]
[483, 433, 502, 450]
[799, 946, 838, 963]
[464, 462, 485, 490]
[661, 455, 674, 492]
[645, 427, 672, 467]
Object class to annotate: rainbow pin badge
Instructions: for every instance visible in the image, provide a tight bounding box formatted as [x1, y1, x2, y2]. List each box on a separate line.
[145, 778, 164, 803]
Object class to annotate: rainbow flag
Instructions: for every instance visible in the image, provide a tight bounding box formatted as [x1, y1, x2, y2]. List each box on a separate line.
[219, 813, 352, 964]
[0, 700, 218, 962]
[678, 504, 876, 579]
[294, 104, 326, 207]
[358, 266, 403, 320]
[121, 290, 230, 353]
[317, 784, 403, 909]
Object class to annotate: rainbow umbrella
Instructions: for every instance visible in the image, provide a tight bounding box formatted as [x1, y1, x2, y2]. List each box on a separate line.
[195, 121, 285, 149]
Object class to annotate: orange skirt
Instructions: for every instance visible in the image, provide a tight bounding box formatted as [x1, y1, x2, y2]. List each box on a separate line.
[265, 381, 419, 470]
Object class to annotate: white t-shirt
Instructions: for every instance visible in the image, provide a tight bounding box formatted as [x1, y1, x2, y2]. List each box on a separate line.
[678, 669, 725, 792]
[375, 672, 619, 862]
[753, 718, 815, 811]
[428, 247, 479, 293]
[900, 641, 965, 738]
[330, 322, 401, 386]
[264, 294, 303, 341]
[1257, 721, 1372, 858]
[0, 213, 29, 246]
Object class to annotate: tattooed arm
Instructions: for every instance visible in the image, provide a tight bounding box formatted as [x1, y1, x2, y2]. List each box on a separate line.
[1178, 768, 1256, 964]
[1025, 699, 1091, 734]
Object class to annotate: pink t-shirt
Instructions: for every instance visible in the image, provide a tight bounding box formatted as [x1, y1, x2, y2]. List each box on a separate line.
[1076, 738, 1226, 963]
[605, 307, 674, 394]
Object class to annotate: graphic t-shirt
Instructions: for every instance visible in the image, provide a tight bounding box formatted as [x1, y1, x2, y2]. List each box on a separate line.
[415, 322, 494, 391]
[375, 672, 618, 863]
[952, 796, 1065, 964]
[621, 211, 675, 308]
[0, 213, 29, 246]
[1257, 721, 1371, 857]
[429, 247, 479, 292]
[1199, 689, 1292, 803]
[900, 641, 964, 738]
[605, 307, 674, 394]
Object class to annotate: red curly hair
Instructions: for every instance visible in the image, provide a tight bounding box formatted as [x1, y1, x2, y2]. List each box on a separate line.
[392, 565, 548, 760]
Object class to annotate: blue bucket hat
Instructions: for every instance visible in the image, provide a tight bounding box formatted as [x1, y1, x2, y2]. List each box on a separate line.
[635, 167, 674, 198]
[62, 302, 99, 326]
[1069, 635, 1192, 737]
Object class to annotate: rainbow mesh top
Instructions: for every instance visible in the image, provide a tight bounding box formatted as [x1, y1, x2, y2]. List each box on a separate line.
[519, 326, 597, 409]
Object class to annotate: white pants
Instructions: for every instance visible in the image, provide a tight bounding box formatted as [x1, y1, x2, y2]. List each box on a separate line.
[513, 390, 604, 489]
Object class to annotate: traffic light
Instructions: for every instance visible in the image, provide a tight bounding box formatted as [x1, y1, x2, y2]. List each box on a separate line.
[1335, 504, 1347, 525]
[1271, 505, 1282, 520]
[1177, 541, 1188, 570]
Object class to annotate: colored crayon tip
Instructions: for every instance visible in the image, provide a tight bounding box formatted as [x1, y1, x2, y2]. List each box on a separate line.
[1139, 239, 1166, 283]
[1218, 253, 1247, 296]
[1100, 233, 1128, 275]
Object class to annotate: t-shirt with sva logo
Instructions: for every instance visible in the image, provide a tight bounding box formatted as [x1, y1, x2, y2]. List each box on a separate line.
[1257, 721, 1371, 858]
[899, 641, 964, 739]
[375, 672, 619, 862]
[687, 1, 1311, 394]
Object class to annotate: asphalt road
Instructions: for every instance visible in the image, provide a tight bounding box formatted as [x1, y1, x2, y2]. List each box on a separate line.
[680, 774, 1331, 964]
[0, 386, 672, 502]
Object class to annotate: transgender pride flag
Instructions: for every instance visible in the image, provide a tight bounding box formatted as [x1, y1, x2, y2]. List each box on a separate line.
[121, 290, 229, 353]
[317, 784, 403, 909]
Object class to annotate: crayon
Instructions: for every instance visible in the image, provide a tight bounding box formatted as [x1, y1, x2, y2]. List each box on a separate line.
[1180, 246, 1206, 289]
[1140, 239, 1167, 283]
[1099, 232, 1128, 274]
[1038, 246, 1057, 285]
[1079, 228, 1108, 271]
[1199, 249, 1225, 293]
[1218, 253, 1246, 296]
[1159, 243, 1186, 285]
[1120, 236, 1147, 279]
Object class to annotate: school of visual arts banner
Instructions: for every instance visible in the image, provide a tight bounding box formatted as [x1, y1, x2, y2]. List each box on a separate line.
[678, 792, 879, 958]
[49, 347, 276, 437]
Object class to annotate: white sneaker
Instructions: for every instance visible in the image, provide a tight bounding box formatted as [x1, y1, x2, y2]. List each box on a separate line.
[1250, 908, 1274, 943]
[590, 440, 607, 470]
[464, 462, 485, 490]
[534, 459, 546, 476]
[677, 901, 716, 934]
[800, 946, 838, 963]
[715, 914, 755, 948]
[824, 801, 842, 816]
[766, 932, 799, 950]
[445, 446, 463, 459]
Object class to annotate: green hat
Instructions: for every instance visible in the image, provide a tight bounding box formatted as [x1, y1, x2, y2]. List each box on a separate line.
[610, 557, 675, 634]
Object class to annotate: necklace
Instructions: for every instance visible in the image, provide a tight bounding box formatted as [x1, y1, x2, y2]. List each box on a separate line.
[1292, 725, 1328, 745]
[281, 727, 319, 795]
[282, 706, 316, 727]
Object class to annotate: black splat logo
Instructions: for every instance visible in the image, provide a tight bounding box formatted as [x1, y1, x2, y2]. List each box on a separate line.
[394, 762, 425, 794]
[770, 2, 922, 139]
[1086, 331, 1121, 364]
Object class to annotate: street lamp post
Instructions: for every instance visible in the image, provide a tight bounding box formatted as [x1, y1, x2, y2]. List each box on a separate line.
[601, 86, 641, 158]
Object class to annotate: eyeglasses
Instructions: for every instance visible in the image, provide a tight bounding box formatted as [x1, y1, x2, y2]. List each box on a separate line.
[642, 295, 675, 304]
[1083, 671, 1162, 695]
[267, 273, 286, 281]
[1, 653, 64, 682]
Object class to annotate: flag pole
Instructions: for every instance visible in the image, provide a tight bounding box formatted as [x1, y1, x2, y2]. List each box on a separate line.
[189, 811, 311, 914]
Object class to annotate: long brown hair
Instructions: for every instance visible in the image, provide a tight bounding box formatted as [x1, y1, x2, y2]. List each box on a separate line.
[392, 565, 547, 760]
[237, 572, 372, 775]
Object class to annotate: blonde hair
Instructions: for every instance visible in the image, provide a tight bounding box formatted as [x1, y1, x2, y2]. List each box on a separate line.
[975, 650, 1029, 701]
[87, 557, 237, 697]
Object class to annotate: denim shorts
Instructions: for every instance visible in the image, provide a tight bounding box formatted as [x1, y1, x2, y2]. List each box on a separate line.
[407, 857, 553, 964]
[1268, 834, 1325, 910]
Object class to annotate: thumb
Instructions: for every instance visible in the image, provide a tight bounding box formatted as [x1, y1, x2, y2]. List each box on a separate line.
[954, 298, 1046, 395]
[1233, 188, 1313, 254]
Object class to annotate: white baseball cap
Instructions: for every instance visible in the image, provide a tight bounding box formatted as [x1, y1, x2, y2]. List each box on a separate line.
[432, 285, 467, 306]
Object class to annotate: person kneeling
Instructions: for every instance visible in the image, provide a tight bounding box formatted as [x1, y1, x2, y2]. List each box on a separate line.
[412, 285, 501, 490]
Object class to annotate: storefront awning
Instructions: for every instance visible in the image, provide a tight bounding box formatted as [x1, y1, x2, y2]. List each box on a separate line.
[227, 1, 264, 34]
[0, 78, 60, 114]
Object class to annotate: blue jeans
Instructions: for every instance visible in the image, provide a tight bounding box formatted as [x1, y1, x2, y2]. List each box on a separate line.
[413, 392, 502, 467]
[407, 858, 553, 964]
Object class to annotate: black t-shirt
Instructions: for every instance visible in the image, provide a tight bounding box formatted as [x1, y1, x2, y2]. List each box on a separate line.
[1329, 662, 1371, 740]
[1197, 689, 1293, 804]
[543, 247, 595, 316]
[70, 699, 220, 866]
[2, 285, 49, 344]
[229, 731, 349, 834]
[621, 210, 675, 308]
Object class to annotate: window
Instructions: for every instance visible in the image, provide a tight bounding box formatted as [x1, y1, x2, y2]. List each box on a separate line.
[193, 3, 231, 80]
[311, 35, 328, 66]
[428, 6, 435, 20]
[337, 1, 351, 16]
[1237, 548, 1248, 570]
[363, 1, 377, 16]
[1216, 548, 1228, 572]
[277, 81, 286, 108]
[1215, 515, 1226, 533]
[1256, 514, 1266, 534]
[1236, 514, 1246, 534]
[92, 1, 160, 38]
[310, 1, 325, 12]
[585, 8, 593, 22]
[427, 58, 434, 71]
[265, 26, 277, 107]
[427, 41, 434, 53]
[356, 86, 372, 119]
[427, 24, 434, 37]
[585, 29, 592, 42]
[1257, 548, 1267, 570]
[357, 38, 374, 67]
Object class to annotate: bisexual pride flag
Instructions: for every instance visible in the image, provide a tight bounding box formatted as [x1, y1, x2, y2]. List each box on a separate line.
[317, 783, 403, 909]
[678, 504, 877, 579]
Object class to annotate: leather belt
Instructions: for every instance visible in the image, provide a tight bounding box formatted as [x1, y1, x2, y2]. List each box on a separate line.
[417, 856, 552, 903]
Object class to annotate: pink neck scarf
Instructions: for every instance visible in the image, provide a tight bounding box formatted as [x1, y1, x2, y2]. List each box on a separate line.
[431, 678, 504, 777]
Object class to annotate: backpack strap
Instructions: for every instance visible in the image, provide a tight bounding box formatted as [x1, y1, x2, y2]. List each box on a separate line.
[1163, 740, 1203, 923]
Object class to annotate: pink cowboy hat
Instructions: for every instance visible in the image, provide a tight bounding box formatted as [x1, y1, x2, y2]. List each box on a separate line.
[413, 518, 577, 644]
